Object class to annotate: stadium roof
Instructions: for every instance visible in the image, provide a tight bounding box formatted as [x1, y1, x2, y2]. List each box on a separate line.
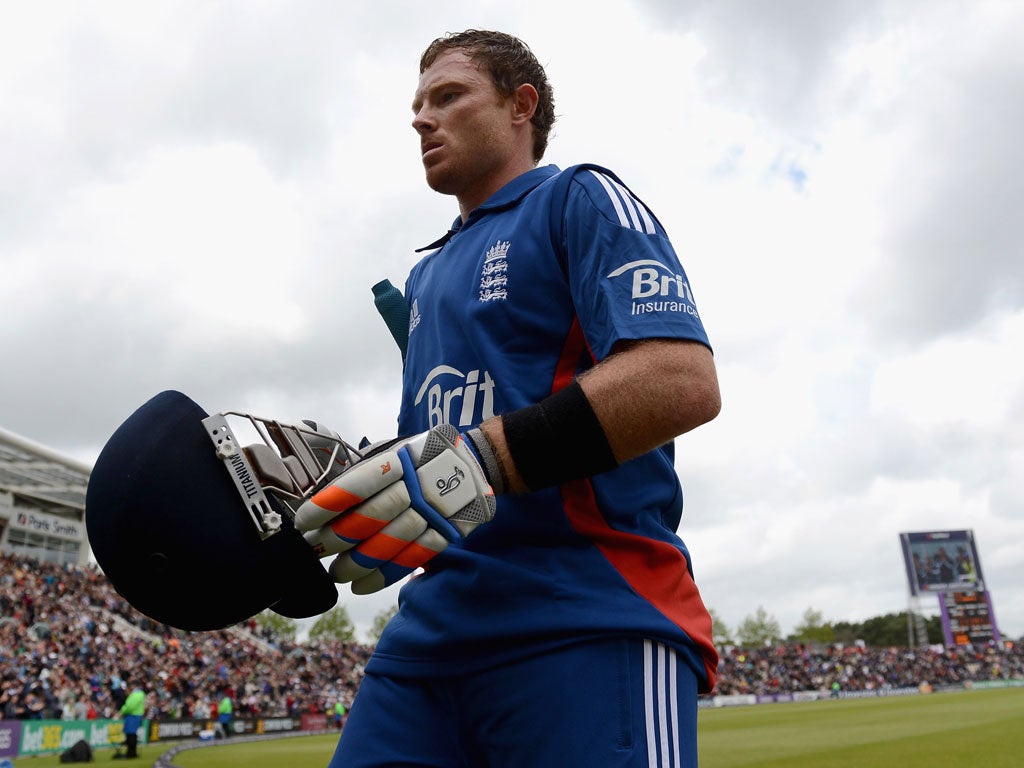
[0, 426, 91, 517]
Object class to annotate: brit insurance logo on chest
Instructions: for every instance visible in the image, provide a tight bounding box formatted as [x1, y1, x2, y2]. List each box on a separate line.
[414, 365, 497, 428]
[478, 239, 510, 302]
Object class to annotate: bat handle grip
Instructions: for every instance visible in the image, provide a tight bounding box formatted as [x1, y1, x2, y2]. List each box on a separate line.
[372, 279, 410, 359]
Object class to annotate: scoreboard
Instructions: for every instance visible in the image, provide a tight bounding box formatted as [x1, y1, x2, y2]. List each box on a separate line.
[942, 590, 998, 645]
[901, 531, 1002, 647]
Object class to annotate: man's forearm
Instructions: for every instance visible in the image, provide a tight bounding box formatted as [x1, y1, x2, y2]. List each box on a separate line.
[479, 338, 720, 494]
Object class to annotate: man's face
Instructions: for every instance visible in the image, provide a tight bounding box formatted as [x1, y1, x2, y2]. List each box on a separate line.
[412, 50, 517, 203]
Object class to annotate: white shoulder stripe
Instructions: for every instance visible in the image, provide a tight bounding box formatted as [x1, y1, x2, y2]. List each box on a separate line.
[612, 177, 657, 234]
[587, 170, 657, 234]
[588, 170, 631, 228]
[616, 180, 645, 231]
[607, 176, 645, 232]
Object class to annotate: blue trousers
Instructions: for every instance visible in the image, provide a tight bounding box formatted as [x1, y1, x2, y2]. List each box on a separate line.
[329, 637, 699, 768]
[122, 714, 142, 736]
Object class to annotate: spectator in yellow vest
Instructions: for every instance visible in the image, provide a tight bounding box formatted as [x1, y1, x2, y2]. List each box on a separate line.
[217, 693, 233, 738]
[118, 681, 145, 759]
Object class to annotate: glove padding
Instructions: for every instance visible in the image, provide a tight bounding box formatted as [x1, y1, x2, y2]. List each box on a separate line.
[296, 423, 496, 594]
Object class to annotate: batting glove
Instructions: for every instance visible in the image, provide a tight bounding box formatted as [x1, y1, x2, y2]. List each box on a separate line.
[296, 424, 497, 594]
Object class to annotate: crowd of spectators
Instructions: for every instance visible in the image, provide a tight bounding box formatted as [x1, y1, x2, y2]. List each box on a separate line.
[1, 551, 1021, 722]
[0, 552, 371, 722]
[714, 640, 1024, 696]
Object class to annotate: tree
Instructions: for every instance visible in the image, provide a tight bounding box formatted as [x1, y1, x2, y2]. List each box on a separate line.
[708, 607, 734, 647]
[736, 605, 782, 646]
[832, 620, 857, 646]
[789, 607, 834, 644]
[254, 609, 297, 642]
[369, 605, 398, 643]
[856, 612, 943, 647]
[857, 612, 908, 647]
[825, 612, 944, 647]
[309, 605, 355, 642]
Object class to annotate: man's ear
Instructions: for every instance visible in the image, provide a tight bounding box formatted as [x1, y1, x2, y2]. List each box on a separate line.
[510, 83, 539, 125]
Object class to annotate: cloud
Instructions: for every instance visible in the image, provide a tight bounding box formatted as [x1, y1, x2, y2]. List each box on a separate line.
[1, 0, 1021, 642]
[636, 0, 892, 127]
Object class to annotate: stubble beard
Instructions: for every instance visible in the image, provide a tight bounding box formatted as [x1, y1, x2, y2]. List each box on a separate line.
[423, 146, 507, 208]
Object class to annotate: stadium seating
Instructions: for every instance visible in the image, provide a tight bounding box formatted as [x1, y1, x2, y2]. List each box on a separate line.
[0, 552, 1020, 721]
[0, 553, 372, 721]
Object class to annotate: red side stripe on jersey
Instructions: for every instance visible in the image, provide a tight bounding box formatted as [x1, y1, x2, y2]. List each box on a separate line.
[561, 478, 718, 693]
[552, 316, 589, 389]
[552, 315, 718, 693]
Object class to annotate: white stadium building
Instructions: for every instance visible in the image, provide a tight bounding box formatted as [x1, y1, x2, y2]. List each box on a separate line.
[0, 426, 91, 566]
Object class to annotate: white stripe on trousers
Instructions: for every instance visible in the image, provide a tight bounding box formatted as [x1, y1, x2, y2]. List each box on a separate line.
[643, 640, 682, 768]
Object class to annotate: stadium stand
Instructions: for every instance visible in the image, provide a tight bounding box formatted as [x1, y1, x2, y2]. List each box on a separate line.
[0, 552, 372, 722]
[0, 426, 90, 569]
[4, 417, 1015, 729]
[714, 641, 1024, 696]
[0, 550, 1021, 725]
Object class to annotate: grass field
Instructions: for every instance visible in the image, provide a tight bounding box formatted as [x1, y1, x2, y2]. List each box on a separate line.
[172, 733, 340, 767]
[6, 733, 341, 768]
[697, 686, 1024, 767]
[22, 687, 1021, 767]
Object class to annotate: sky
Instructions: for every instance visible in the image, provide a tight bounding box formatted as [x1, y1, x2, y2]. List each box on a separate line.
[1, 0, 1022, 644]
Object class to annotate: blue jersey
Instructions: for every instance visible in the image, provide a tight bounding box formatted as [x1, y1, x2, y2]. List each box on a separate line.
[368, 164, 718, 692]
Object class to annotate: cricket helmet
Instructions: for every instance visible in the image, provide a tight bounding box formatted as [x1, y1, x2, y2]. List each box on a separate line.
[86, 390, 339, 631]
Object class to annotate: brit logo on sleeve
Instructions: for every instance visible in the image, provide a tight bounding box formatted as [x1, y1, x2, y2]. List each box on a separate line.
[478, 240, 510, 302]
[607, 259, 701, 319]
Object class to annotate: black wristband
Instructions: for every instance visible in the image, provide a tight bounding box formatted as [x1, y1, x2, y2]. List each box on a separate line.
[501, 379, 618, 492]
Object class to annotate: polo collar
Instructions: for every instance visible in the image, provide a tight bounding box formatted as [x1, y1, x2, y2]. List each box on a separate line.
[416, 165, 561, 252]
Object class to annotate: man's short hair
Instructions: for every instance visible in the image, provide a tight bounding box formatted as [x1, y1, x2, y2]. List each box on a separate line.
[420, 30, 556, 163]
